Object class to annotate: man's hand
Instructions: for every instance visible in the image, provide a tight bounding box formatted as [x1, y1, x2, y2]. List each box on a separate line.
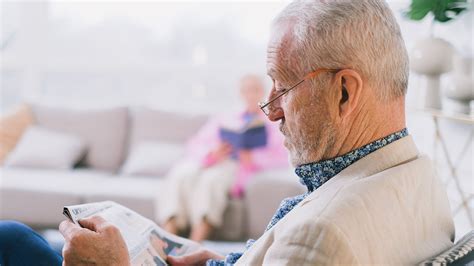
[167, 248, 224, 266]
[59, 216, 130, 266]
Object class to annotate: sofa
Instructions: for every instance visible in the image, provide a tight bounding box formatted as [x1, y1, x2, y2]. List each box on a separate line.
[0, 104, 305, 241]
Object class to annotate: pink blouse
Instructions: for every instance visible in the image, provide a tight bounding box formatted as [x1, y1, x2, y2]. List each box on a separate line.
[184, 111, 289, 198]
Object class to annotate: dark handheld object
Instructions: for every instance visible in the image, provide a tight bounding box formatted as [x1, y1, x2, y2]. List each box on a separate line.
[219, 125, 268, 152]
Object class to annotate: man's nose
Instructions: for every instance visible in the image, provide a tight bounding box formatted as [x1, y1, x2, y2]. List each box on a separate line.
[265, 89, 284, 122]
[268, 107, 284, 122]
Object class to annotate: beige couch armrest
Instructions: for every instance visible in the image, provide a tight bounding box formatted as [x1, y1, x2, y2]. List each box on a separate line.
[244, 169, 305, 239]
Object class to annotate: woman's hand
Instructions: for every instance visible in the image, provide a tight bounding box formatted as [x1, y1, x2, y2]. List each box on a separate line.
[202, 142, 233, 167]
[238, 149, 253, 166]
[210, 142, 233, 161]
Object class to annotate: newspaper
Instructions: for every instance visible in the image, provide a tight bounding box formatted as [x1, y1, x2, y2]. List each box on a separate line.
[63, 201, 199, 266]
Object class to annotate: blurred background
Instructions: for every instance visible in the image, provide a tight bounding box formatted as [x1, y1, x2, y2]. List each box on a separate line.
[0, 0, 472, 250]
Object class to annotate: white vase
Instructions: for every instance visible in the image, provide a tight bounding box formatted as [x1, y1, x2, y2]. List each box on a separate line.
[410, 37, 455, 110]
[444, 55, 474, 114]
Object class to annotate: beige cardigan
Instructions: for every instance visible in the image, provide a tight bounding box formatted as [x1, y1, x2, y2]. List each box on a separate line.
[236, 136, 454, 265]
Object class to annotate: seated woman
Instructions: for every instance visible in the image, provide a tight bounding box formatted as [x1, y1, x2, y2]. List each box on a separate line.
[157, 74, 288, 242]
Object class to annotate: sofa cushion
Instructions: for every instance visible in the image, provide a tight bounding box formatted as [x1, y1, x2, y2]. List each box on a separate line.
[31, 105, 128, 172]
[0, 168, 110, 226]
[121, 141, 185, 177]
[0, 104, 34, 164]
[244, 168, 305, 239]
[4, 126, 86, 170]
[0, 168, 164, 225]
[212, 198, 246, 241]
[129, 107, 207, 146]
[0, 168, 162, 204]
[77, 174, 165, 221]
[0, 168, 114, 196]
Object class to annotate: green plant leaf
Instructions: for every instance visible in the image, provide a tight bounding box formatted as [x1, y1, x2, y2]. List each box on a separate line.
[435, 0, 467, 22]
[406, 8, 431, 20]
[433, 0, 451, 22]
[434, 13, 452, 22]
[446, 0, 467, 15]
[447, 0, 467, 7]
[448, 7, 467, 14]
[406, 0, 468, 23]
[411, 0, 435, 10]
[406, 0, 433, 20]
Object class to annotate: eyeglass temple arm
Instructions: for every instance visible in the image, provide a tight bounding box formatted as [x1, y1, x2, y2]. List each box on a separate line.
[259, 78, 306, 109]
[260, 68, 340, 109]
[304, 68, 339, 79]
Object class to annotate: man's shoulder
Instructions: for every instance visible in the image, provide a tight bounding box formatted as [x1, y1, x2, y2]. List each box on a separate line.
[290, 153, 453, 264]
[297, 153, 435, 213]
[310, 153, 440, 221]
[238, 153, 453, 265]
[279, 153, 446, 237]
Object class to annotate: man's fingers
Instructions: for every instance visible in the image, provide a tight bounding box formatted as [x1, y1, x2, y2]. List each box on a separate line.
[167, 251, 203, 266]
[167, 249, 216, 266]
[167, 255, 190, 266]
[78, 215, 108, 232]
[59, 220, 82, 241]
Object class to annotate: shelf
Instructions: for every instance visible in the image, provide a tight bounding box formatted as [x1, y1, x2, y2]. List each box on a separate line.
[415, 108, 474, 124]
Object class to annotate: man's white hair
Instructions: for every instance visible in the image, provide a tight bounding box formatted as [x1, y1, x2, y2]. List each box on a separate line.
[273, 0, 409, 101]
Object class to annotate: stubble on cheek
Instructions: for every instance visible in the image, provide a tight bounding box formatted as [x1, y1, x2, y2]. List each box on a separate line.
[283, 106, 313, 165]
[284, 101, 337, 166]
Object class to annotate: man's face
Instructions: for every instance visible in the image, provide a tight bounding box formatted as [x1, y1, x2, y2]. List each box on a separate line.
[266, 24, 337, 166]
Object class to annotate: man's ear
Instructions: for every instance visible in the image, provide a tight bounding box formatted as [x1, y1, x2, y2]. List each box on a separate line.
[335, 69, 363, 120]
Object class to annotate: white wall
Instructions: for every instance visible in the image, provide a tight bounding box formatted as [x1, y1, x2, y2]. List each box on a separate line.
[1, 1, 288, 113]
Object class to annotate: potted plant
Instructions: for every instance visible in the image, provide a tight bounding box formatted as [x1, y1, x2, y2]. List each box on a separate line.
[406, 0, 467, 25]
[405, 0, 468, 110]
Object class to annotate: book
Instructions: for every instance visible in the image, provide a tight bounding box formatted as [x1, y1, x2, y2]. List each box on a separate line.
[219, 119, 268, 154]
[63, 201, 199, 266]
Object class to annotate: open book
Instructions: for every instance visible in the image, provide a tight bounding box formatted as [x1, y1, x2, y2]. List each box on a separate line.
[219, 119, 267, 158]
[63, 201, 199, 266]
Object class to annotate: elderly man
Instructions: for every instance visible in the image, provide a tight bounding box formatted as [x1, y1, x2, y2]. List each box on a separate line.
[0, 0, 454, 265]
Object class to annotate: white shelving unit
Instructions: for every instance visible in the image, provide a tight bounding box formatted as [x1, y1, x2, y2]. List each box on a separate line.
[418, 108, 473, 228]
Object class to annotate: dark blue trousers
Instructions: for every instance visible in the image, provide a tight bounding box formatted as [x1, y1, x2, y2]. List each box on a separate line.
[0, 221, 62, 266]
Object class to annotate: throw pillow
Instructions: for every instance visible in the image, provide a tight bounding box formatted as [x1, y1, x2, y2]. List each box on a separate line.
[0, 104, 34, 164]
[121, 141, 185, 177]
[32, 105, 128, 172]
[4, 126, 86, 170]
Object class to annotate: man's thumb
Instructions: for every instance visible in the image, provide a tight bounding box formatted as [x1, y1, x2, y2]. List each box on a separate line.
[78, 215, 108, 232]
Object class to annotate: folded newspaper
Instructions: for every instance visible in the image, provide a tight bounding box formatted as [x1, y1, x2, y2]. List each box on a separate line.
[63, 201, 199, 266]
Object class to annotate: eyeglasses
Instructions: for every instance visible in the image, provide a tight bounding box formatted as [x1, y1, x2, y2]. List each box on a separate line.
[258, 68, 340, 116]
